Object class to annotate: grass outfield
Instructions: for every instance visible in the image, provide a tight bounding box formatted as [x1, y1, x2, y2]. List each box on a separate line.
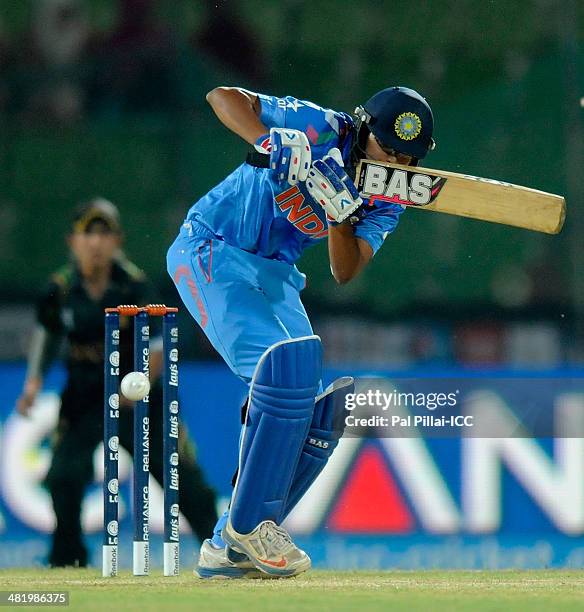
[0, 569, 583, 611]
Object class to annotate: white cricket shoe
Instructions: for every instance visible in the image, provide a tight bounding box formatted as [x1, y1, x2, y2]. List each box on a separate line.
[195, 539, 263, 579]
[223, 519, 311, 577]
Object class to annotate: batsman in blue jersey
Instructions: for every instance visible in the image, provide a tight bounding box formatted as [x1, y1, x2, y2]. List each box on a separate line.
[167, 86, 435, 578]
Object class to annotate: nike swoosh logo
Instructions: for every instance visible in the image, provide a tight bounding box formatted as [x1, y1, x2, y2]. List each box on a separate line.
[257, 557, 287, 568]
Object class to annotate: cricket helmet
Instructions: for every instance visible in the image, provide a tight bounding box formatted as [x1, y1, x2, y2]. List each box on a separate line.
[354, 86, 435, 160]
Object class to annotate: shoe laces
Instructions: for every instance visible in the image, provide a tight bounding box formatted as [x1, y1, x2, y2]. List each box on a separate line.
[259, 521, 293, 553]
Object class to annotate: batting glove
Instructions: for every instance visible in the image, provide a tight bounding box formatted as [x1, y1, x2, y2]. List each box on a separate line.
[306, 148, 363, 224]
[254, 128, 312, 186]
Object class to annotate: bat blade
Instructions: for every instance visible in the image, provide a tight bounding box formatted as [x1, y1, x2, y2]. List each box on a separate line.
[355, 160, 566, 234]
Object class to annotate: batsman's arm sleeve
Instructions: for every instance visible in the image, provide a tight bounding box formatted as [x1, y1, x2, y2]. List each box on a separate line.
[352, 205, 405, 256]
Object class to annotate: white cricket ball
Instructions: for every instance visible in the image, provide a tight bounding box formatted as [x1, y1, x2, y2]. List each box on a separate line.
[120, 371, 150, 401]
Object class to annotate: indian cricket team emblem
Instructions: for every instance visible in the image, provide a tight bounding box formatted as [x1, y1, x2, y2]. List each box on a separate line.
[395, 112, 422, 140]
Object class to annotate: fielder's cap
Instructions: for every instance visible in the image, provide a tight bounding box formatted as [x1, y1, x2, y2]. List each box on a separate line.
[72, 198, 121, 233]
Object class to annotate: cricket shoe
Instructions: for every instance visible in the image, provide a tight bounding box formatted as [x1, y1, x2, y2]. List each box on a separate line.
[195, 539, 264, 579]
[222, 519, 311, 577]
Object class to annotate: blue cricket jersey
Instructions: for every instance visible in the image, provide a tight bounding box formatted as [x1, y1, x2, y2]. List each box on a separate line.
[184, 93, 404, 264]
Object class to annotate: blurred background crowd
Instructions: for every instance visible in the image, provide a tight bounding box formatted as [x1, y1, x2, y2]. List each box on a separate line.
[0, 0, 582, 367]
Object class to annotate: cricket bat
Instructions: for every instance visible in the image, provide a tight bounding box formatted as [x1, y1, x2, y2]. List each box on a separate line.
[355, 160, 566, 234]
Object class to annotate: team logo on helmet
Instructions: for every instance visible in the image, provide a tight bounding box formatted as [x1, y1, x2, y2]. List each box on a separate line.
[394, 112, 422, 141]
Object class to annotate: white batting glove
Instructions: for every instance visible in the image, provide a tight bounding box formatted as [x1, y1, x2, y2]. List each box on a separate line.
[254, 128, 312, 186]
[305, 148, 363, 223]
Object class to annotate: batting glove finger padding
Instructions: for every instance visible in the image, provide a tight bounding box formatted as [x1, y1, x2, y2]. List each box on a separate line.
[269, 128, 311, 185]
[306, 148, 363, 223]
